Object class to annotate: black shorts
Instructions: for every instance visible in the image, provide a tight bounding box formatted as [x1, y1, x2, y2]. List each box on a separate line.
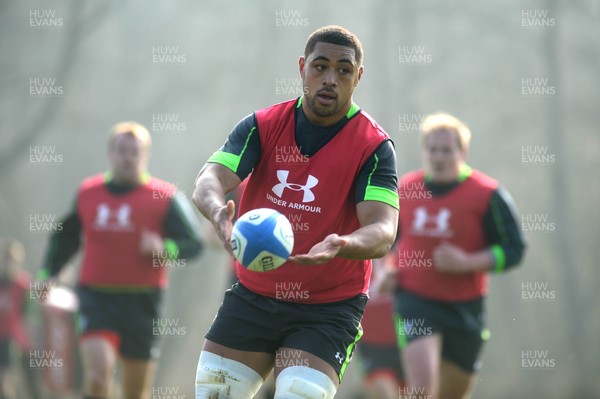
[393, 288, 488, 373]
[205, 282, 367, 382]
[356, 341, 403, 383]
[77, 286, 162, 360]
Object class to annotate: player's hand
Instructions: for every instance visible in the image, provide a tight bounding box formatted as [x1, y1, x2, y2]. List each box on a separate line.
[433, 241, 470, 273]
[140, 227, 165, 256]
[288, 234, 348, 265]
[212, 199, 236, 256]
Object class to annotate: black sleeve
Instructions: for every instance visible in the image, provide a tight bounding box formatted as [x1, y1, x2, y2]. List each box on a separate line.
[483, 187, 526, 272]
[206, 113, 261, 181]
[163, 192, 203, 260]
[40, 199, 81, 279]
[355, 139, 399, 209]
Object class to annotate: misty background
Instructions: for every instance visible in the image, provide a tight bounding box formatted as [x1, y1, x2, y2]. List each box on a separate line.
[1, 0, 599, 397]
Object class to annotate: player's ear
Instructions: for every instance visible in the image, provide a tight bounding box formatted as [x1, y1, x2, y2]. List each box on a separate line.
[299, 56, 306, 79]
[355, 65, 364, 87]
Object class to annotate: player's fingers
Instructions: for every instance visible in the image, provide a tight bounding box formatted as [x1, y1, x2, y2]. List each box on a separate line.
[288, 255, 316, 264]
[219, 223, 234, 255]
[218, 217, 233, 239]
[289, 252, 331, 265]
[219, 229, 231, 248]
[223, 241, 233, 256]
[226, 200, 236, 221]
[287, 255, 305, 264]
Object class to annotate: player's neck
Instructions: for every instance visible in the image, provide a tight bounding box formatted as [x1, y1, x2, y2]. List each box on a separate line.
[106, 171, 150, 187]
[109, 174, 143, 187]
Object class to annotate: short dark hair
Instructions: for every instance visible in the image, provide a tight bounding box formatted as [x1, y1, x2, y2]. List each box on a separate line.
[304, 25, 363, 66]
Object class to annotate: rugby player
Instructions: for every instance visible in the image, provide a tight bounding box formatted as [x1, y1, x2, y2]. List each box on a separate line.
[39, 122, 202, 399]
[355, 254, 404, 399]
[394, 113, 525, 399]
[0, 238, 40, 399]
[192, 25, 399, 399]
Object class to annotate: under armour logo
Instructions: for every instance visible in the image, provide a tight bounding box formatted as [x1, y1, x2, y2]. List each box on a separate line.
[272, 170, 318, 203]
[94, 203, 133, 230]
[335, 352, 345, 364]
[411, 206, 452, 237]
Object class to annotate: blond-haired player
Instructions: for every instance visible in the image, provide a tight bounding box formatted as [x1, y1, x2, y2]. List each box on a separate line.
[39, 121, 202, 399]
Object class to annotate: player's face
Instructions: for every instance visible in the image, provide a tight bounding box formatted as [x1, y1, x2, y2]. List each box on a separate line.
[108, 134, 148, 185]
[299, 42, 363, 126]
[422, 129, 466, 183]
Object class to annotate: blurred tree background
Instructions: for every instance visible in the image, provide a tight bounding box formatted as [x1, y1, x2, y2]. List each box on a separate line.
[1, 0, 599, 397]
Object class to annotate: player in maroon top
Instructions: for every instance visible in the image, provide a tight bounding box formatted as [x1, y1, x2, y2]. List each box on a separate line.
[192, 26, 399, 398]
[393, 114, 525, 399]
[39, 122, 202, 399]
[355, 252, 404, 399]
[0, 238, 40, 399]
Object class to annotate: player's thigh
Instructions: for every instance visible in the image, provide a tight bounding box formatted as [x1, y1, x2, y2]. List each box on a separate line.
[120, 357, 155, 399]
[202, 283, 289, 379]
[77, 286, 121, 368]
[203, 339, 274, 380]
[118, 291, 161, 361]
[438, 328, 484, 399]
[401, 334, 442, 386]
[80, 336, 118, 379]
[278, 294, 367, 385]
[439, 359, 477, 399]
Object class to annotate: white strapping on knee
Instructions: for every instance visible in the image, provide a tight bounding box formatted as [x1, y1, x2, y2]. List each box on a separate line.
[274, 366, 337, 399]
[195, 351, 263, 399]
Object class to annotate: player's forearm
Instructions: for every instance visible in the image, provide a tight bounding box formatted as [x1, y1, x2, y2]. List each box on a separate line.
[192, 170, 227, 224]
[463, 249, 495, 272]
[40, 211, 81, 280]
[337, 222, 396, 260]
[163, 197, 203, 260]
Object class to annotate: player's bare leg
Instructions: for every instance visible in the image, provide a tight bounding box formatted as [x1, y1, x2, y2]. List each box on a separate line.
[80, 336, 117, 398]
[120, 357, 155, 399]
[401, 334, 442, 399]
[362, 375, 398, 399]
[256, 372, 275, 398]
[202, 339, 274, 380]
[0, 367, 15, 399]
[19, 353, 42, 399]
[438, 359, 476, 399]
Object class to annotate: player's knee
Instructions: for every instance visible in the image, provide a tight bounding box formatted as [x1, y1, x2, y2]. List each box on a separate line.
[274, 366, 337, 399]
[83, 366, 112, 395]
[195, 351, 262, 399]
